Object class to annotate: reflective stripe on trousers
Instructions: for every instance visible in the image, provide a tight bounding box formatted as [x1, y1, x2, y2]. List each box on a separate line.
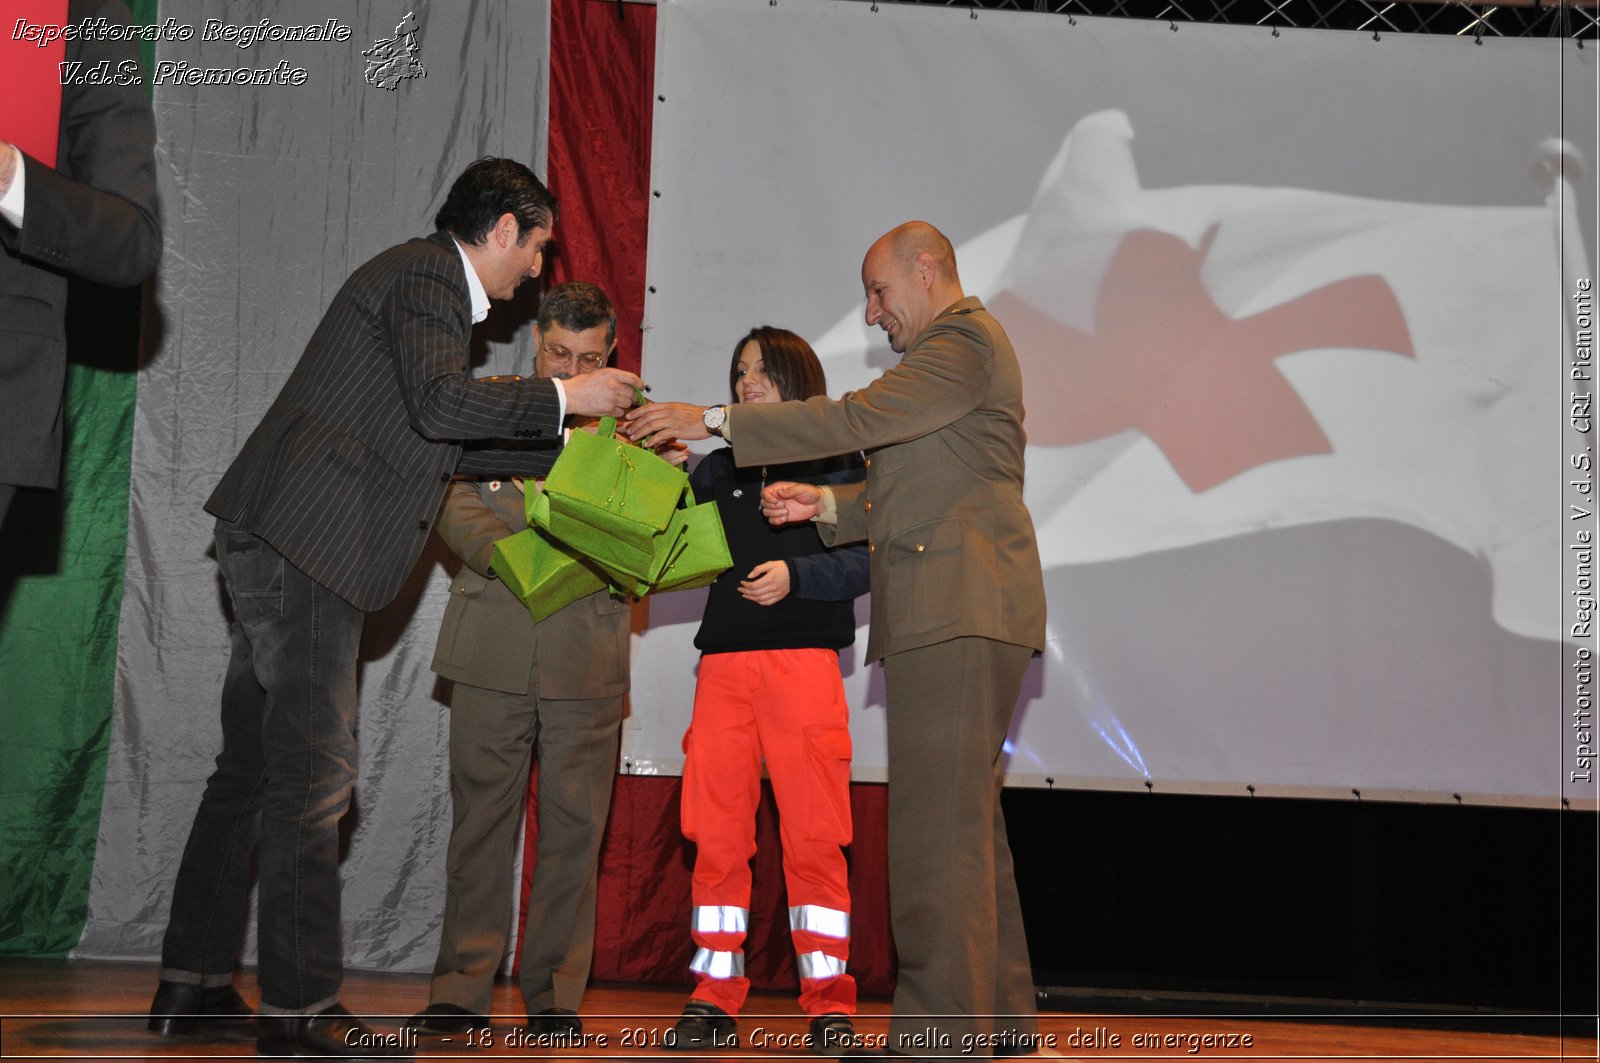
[690, 947, 746, 980]
[796, 950, 848, 980]
[789, 904, 850, 941]
[693, 905, 749, 936]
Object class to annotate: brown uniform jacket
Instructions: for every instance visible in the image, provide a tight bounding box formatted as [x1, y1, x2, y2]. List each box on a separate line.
[726, 296, 1046, 663]
[430, 478, 630, 698]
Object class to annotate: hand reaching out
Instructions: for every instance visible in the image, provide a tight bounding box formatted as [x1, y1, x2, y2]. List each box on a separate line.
[652, 438, 691, 466]
[622, 402, 712, 443]
[562, 368, 646, 418]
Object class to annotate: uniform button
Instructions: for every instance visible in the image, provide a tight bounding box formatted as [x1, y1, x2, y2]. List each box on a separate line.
[440, 472, 450, 482]
[864, 501, 872, 512]
[915, 543, 925, 552]
[864, 458, 872, 468]
[417, 520, 429, 530]
[868, 544, 876, 554]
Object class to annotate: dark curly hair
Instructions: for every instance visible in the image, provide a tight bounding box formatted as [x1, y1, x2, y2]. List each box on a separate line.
[434, 157, 558, 245]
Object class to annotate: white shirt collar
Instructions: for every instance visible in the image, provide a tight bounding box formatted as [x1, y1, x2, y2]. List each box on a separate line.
[452, 237, 491, 324]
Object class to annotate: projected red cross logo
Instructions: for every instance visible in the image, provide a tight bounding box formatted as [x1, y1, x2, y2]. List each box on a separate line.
[991, 225, 1415, 493]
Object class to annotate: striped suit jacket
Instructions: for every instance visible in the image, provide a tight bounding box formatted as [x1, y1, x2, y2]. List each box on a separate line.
[206, 231, 563, 611]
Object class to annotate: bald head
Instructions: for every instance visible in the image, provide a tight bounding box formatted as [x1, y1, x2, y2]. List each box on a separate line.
[880, 221, 960, 285]
[861, 221, 966, 354]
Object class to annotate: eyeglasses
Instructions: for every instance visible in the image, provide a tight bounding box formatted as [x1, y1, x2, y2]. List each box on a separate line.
[540, 343, 608, 372]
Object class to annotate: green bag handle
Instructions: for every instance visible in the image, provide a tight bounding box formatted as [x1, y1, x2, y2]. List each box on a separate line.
[590, 417, 638, 509]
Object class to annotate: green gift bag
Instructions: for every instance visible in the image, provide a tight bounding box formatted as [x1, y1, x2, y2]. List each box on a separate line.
[530, 488, 681, 588]
[490, 526, 610, 625]
[532, 417, 688, 582]
[596, 492, 733, 597]
[648, 495, 734, 594]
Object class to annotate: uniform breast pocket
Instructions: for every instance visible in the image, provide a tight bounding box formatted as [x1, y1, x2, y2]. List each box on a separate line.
[886, 517, 966, 637]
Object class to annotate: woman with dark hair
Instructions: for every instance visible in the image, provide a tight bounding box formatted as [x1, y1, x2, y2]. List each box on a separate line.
[667, 328, 868, 1056]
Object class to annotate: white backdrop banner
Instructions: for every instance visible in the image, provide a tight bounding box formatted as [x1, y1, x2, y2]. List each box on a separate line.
[632, 0, 1596, 805]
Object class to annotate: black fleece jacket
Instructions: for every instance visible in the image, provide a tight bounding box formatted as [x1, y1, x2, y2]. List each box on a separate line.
[688, 447, 869, 655]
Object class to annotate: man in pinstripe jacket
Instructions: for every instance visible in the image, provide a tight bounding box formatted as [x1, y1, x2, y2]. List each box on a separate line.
[149, 159, 643, 1059]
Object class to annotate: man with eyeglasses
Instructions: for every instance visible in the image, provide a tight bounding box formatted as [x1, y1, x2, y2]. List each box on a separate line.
[407, 282, 635, 1040]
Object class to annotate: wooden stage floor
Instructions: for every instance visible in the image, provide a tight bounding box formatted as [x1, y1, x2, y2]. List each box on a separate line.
[0, 960, 1592, 1061]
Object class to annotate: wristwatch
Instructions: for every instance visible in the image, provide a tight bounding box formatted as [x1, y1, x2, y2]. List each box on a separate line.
[702, 405, 727, 435]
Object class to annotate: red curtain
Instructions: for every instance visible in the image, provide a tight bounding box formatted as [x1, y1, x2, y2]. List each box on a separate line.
[543, 0, 655, 375]
[520, 0, 895, 999]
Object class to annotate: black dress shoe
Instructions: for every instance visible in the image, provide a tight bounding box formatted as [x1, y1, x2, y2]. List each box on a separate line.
[256, 1002, 411, 1058]
[147, 978, 255, 1039]
[526, 1007, 582, 1036]
[664, 1000, 738, 1050]
[404, 1001, 490, 1034]
[808, 1013, 863, 1056]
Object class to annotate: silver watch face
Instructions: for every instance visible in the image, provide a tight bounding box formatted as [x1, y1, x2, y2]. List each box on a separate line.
[703, 406, 726, 430]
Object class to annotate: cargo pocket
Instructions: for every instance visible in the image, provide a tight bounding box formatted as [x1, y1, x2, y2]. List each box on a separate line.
[802, 724, 853, 845]
[216, 529, 283, 631]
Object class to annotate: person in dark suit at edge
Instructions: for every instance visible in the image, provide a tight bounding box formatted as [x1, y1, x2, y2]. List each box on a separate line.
[624, 221, 1048, 1060]
[406, 282, 635, 1040]
[0, 0, 162, 530]
[147, 158, 644, 1059]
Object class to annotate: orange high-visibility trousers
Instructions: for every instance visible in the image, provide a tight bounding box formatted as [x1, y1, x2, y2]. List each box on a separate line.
[680, 648, 857, 1017]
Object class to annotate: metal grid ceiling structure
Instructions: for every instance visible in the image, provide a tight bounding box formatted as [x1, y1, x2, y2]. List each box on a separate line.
[840, 0, 1597, 39]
